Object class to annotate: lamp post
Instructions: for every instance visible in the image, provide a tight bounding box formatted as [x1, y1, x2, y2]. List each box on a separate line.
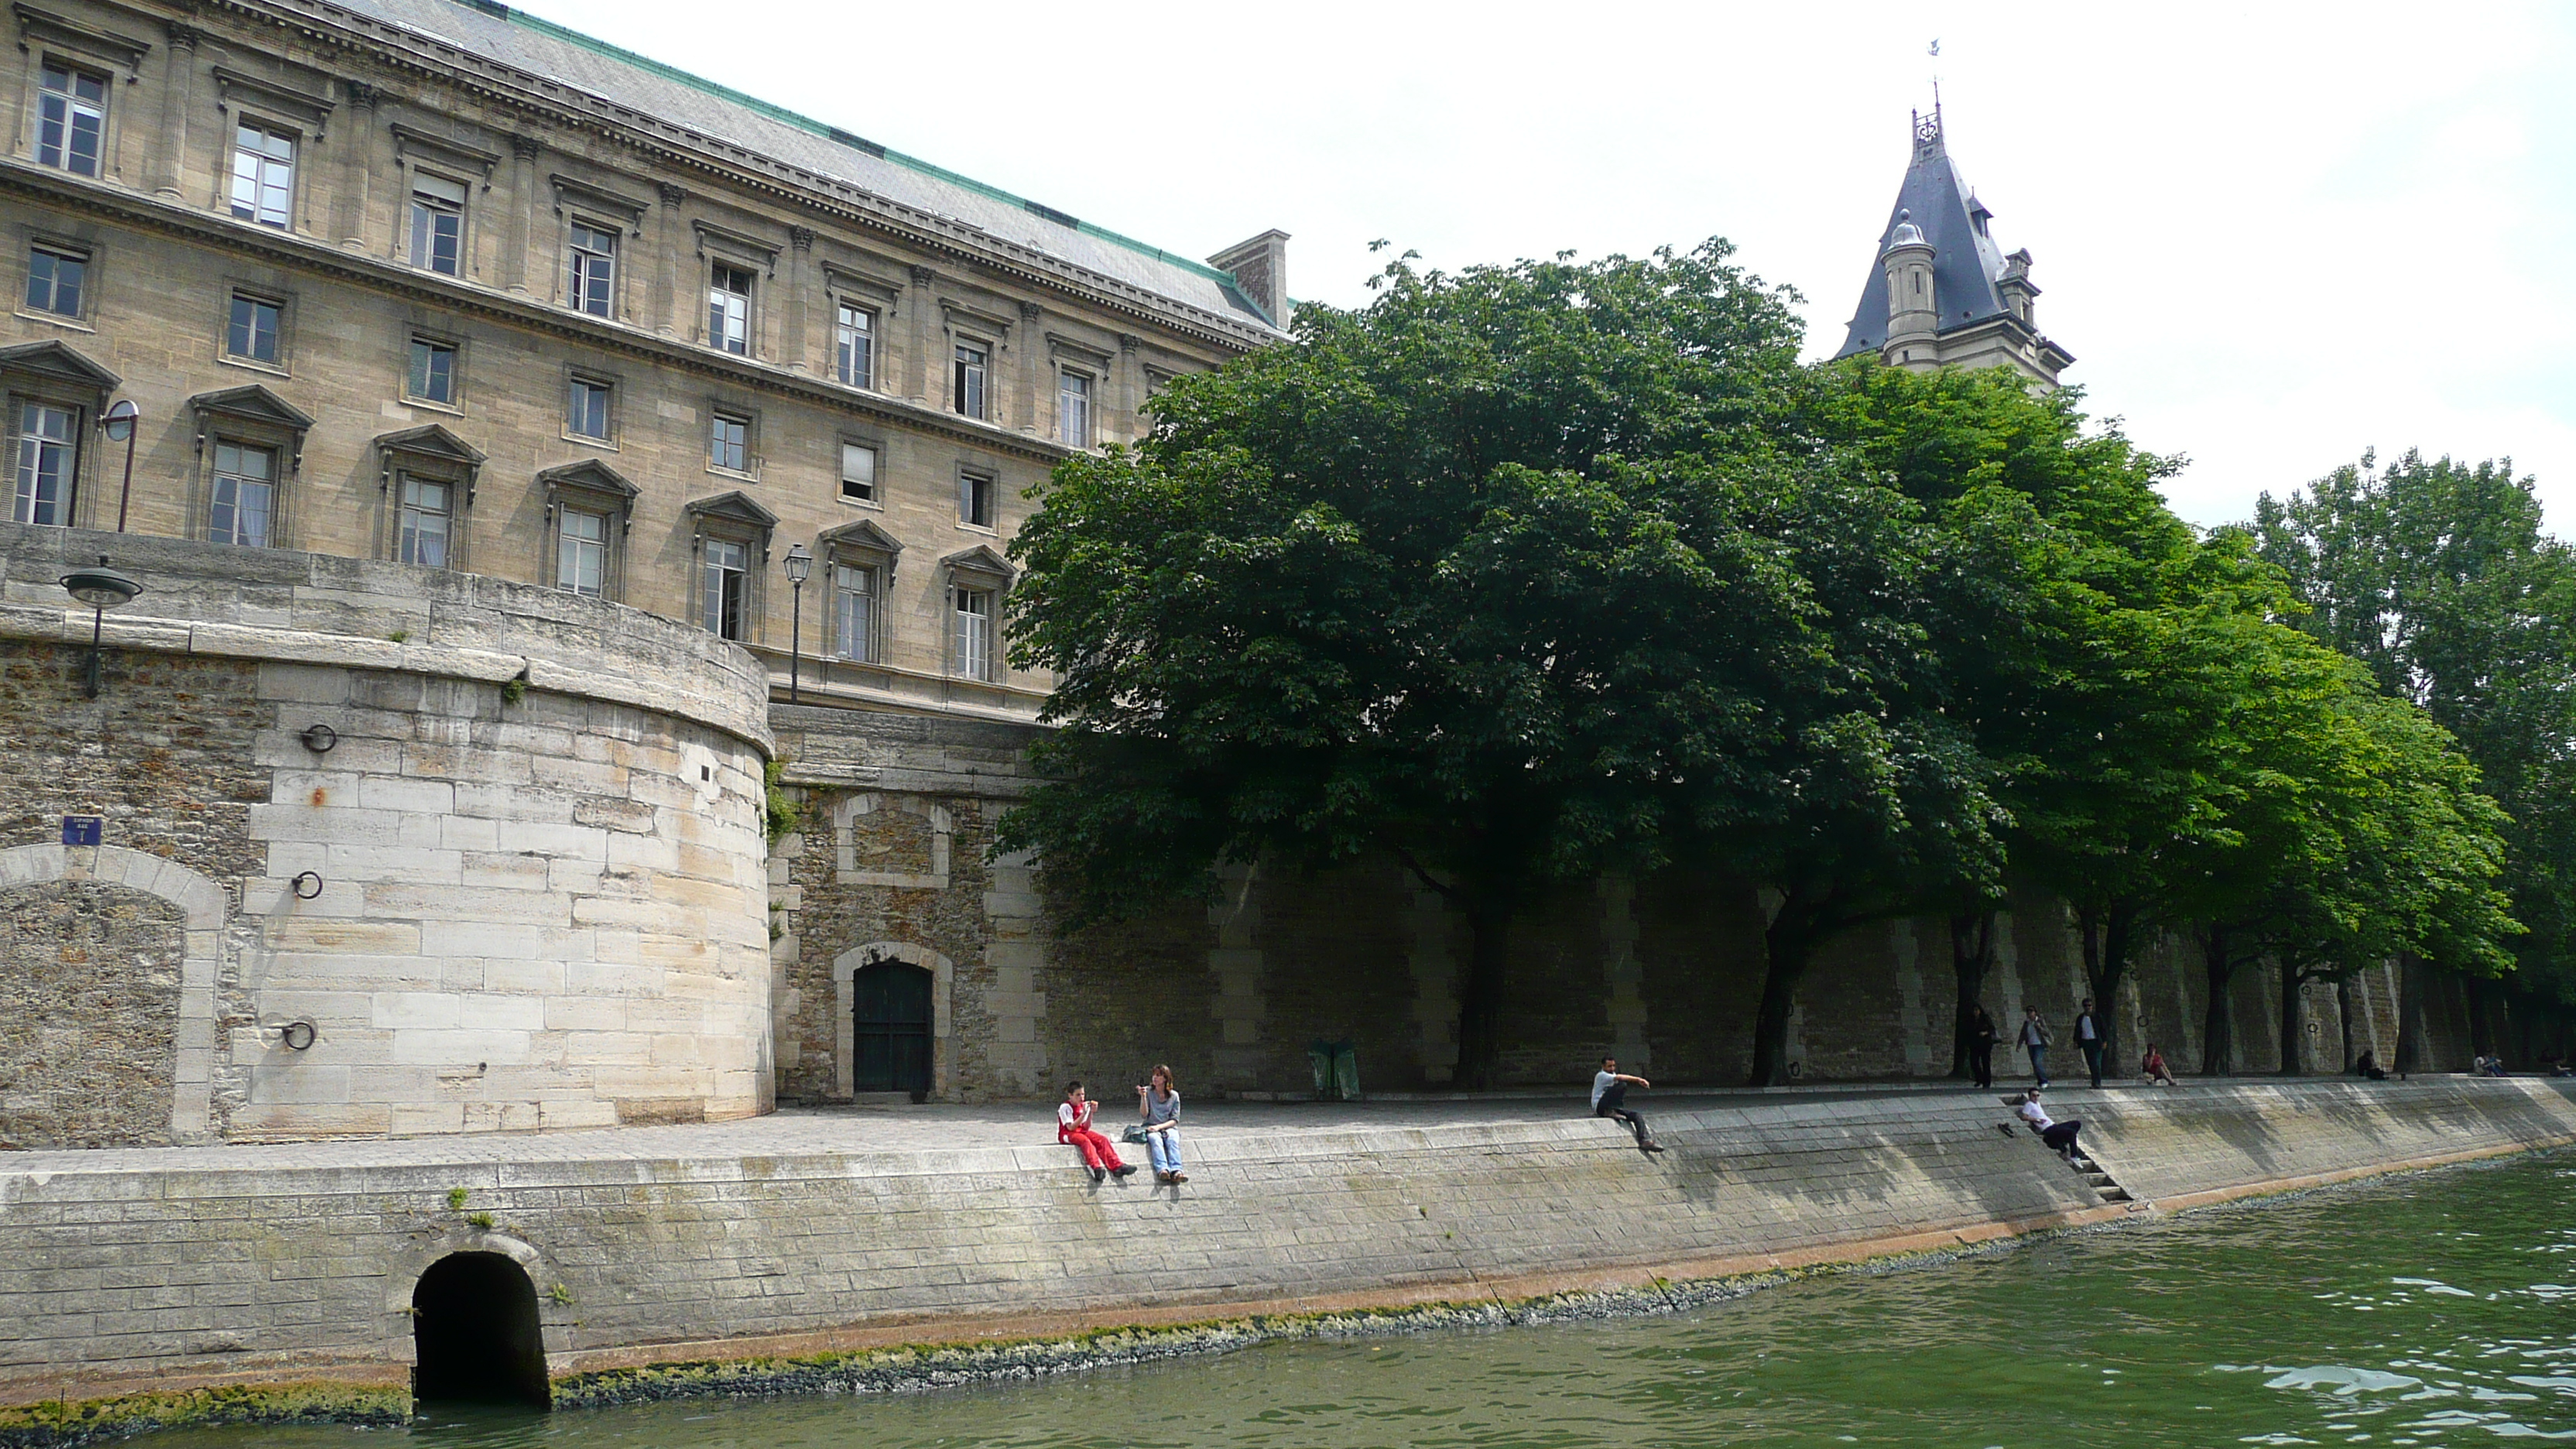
[98, 399, 139, 533]
[782, 542, 812, 704]
[60, 555, 142, 699]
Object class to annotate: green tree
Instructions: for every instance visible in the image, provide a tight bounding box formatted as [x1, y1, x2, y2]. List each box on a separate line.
[999, 242, 1816, 1087]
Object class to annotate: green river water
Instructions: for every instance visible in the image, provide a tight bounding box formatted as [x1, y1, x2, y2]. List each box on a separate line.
[163, 1150, 2574, 1448]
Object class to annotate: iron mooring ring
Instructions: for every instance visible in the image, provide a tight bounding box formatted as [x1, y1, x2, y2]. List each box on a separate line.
[299, 723, 338, 753]
[290, 871, 324, 900]
[278, 1020, 317, 1051]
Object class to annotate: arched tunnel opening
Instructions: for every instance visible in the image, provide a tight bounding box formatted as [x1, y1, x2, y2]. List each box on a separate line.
[412, 1251, 551, 1410]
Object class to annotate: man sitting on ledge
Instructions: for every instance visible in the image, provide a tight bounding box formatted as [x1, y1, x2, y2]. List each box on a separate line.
[2016, 1085, 2084, 1159]
[1591, 1056, 1667, 1154]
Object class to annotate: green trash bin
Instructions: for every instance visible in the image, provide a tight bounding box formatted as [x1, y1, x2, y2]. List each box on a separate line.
[1307, 1040, 1360, 1101]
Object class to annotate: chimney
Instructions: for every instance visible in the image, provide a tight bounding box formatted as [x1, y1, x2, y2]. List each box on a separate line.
[1208, 230, 1290, 327]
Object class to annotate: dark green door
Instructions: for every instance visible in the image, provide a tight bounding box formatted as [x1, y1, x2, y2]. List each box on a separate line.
[853, 960, 932, 1099]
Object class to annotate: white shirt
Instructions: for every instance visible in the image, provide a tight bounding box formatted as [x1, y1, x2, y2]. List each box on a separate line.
[2018, 1098, 2056, 1132]
[1592, 1070, 1619, 1110]
[2019, 1019, 2047, 1047]
[2076, 1014, 2098, 1042]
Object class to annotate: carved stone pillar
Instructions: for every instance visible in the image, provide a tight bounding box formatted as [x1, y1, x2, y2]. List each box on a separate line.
[1116, 333, 1142, 442]
[783, 226, 815, 374]
[906, 265, 935, 404]
[502, 134, 541, 295]
[653, 183, 687, 338]
[152, 24, 198, 199]
[1016, 300, 1043, 435]
[333, 80, 379, 251]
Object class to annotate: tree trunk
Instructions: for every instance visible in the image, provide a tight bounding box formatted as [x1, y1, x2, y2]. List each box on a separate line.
[2277, 961, 2309, 1076]
[1748, 890, 1824, 1088]
[1451, 889, 1512, 1091]
[1949, 910, 1995, 1079]
[2080, 903, 2135, 1067]
[2394, 953, 2429, 1074]
[2200, 927, 2239, 1076]
[2336, 973, 2360, 1072]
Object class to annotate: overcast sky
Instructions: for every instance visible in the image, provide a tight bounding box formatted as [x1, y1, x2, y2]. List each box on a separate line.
[525, 0, 2575, 534]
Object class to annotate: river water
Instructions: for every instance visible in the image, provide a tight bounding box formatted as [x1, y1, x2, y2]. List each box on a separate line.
[167, 1151, 2574, 1448]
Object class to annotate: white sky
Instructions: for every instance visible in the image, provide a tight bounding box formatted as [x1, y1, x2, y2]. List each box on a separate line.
[524, 0, 2576, 534]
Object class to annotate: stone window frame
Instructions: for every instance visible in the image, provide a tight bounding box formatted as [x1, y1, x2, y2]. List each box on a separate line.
[0, 843, 228, 1144]
[832, 939, 954, 1101]
[536, 457, 636, 601]
[546, 173, 649, 319]
[562, 367, 616, 447]
[373, 422, 485, 570]
[401, 326, 464, 413]
[817, 516, 899, 665]
[0, 337, 118, 528]
[1046, 332, 1112, 449]
[954, 463, 998, 533]
[706, 399, 759, 480]
[820, 261, 901, 391]
[187, 382, 312, 549]
[18, 226, 98, 330]
[218, 283, 292, 375]
[941, 542, 1015, 683]
[937, 295, 1014, 422]
[210, 67, 333, 232]
[15, 7, 146, 182]
[389, 125, 498, 279]
[836, 432, 882, 509]
[684, 488, 776, 644]
[694, 220, 777, 358]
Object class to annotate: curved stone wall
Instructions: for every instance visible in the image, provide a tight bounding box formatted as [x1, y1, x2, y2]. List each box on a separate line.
[0, 522, 772, 1141]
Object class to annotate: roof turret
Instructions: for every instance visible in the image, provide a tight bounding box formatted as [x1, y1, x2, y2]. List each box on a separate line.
[1833, 104, 2017, 360]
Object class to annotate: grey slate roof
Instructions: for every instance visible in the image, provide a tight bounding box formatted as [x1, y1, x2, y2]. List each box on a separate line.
[334, 0, 1279, 332]
[1833, 114, 2014, 359]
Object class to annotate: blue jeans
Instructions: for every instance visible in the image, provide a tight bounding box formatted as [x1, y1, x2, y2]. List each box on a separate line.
[2027, 1046, 2049, 1084]
[1146, 1128, 1183, 1173]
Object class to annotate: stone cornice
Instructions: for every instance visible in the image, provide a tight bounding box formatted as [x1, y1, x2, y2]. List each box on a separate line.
[183, 0, 1279, 355]
[0, 159, 1088, 464]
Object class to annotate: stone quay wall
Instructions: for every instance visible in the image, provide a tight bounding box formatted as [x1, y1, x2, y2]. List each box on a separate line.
[0, 1078, 2567, 1421]
[0, 523, 773, 1143]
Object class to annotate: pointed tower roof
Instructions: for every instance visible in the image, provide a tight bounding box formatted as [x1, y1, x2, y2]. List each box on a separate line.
[1833, 104, 2017, 360]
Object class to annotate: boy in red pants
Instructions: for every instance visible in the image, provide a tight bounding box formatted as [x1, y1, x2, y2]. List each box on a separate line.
[1057, 1081, 1136, 1183]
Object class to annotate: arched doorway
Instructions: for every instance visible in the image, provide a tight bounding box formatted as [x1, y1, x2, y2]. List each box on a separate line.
[853, 957, 933, 1101]
[412, 1252, 550, 1409]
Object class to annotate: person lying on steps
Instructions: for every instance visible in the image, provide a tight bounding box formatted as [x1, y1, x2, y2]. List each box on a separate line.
[1058, 1081, 1136, 1184]
[2016, 1084, 2085, 1160]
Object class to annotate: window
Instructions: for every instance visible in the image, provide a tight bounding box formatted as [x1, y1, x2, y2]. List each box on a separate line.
[406, 336, 456, 406]
[207, 440, 275, 546]
[952, 341, 986, 418]
[226, 293, 282, 364]
[709, 409, 750, 473]
[25, 244, 86, 318]
[833, 563, 875, 663]
[834, 303, 873, 388]
[229, 122, 295, 228]
[567, 375, 612, 440]
[708, 263, 752, 355]
[557, 506, 608, 596]
[701, 536, 748, 639]
[840, 441, 876, 504]
[408, 173, 466, 276]
[957, 470, 995, 529]
[953, 586, 993, 679]
[36, 63, 105, 177]
[568, 221, 615, 317]
[11, 402, 77, 526]
[397, 476, 451, 567]
[1057, 369, 1091, 447]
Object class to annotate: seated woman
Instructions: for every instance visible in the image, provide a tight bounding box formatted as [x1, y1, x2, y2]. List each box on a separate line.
[1136, 1064, 1188, 1184]
[2353, 1048, 2389, 1081]
[2139, 1043, 2178, 1087]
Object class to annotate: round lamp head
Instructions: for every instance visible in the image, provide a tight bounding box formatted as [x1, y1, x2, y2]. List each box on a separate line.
[100, 398, 139, 444]
[783, 541, 814, 586]
[61, 557, 142, 610]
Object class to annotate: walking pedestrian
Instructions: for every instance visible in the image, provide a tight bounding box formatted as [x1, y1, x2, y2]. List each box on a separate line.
[1591, 1056, 1666, 1153]
[1135, 1064, 1187, 1184]
[1057, 1081, 1136, 1184]
[1968, 1005, 1999, 1089]
[2019, 1008, 2051, 1087]
[2075, 999, 2105, 1089]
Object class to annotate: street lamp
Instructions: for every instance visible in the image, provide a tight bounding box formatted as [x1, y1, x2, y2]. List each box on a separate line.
[60, 554, 142, 699]
[782, 542, 813, 704]
[98, 399, 139, 533]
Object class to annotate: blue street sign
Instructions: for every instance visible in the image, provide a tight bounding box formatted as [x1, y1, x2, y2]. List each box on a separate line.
[60, 815, 101, 847]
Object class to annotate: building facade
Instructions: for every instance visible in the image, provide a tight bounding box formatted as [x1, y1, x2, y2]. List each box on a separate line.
[0, 0, 1287, 722]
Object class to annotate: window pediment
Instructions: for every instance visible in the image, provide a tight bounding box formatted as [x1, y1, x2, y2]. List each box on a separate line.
[390, 123, 499, 180]
[376, 423, 484, 502]
[685, 488, 777, 531]
[213, 66, 334, 135]
[550, 173, 649, 227]
[1044, 331, 1113, 368]
[819, 517, 902, 564]
[0, 338, 121, 391]
[12, 2, 149, 74]
[693, 220, 779, 273]
[938, 297, 1016, 340]
[190, 383, 313, 470]
[940, 543, 1015, 587]
[536, 458, 637, 501]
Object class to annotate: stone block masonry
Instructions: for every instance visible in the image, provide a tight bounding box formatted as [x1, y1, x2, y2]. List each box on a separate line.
[0, 1078, 2567, 1423]
[0, 523, 773, 1143]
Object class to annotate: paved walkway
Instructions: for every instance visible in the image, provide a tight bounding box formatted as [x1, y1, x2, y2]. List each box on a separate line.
[2, 1076, 2499, 1177]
